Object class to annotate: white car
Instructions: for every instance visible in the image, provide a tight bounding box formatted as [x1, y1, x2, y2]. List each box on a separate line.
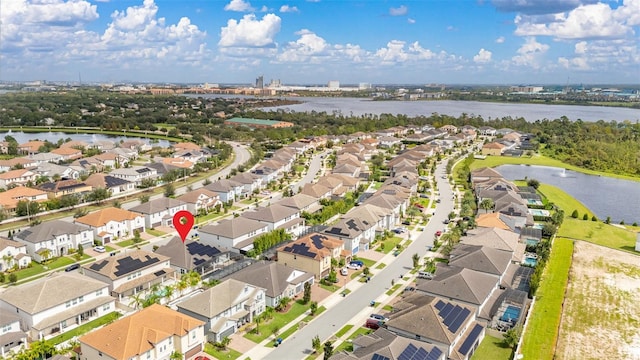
[340, 268, 349, 276]
[347, 263, 361, 270]
[94, 246, 106, 253]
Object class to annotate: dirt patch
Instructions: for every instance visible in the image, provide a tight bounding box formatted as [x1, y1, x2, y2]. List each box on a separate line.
[555, 241, 640, 359]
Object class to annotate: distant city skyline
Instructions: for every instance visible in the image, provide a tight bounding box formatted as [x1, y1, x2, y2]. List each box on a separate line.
[1, 0, 639, 85]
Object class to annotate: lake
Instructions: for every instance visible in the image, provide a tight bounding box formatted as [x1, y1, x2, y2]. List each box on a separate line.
[0, 131, 173, 148]
[495, 165, 640, 224]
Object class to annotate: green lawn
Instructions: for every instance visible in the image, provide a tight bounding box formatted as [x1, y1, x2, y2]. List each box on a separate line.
[302, 306, 326, 322]
[335, 325, 354, 338]
[9, 257, 75, 281]
[375, 263, 386, 269]
[471, 335, 513, 360]
[385, 284, 401, 296]
[205, 343, 242, 360]
[557, 219, 638, 253]
[244, 302, 310, 343]
[520, 237, 574, 359]
[146, 228, 166, 237]
[196, 211, 225, 224]
[334, 327, 373, 353]
[49, 312, 121, 345]
[376, 236, 403, 254]
[319, 282, 341, 292]
[537, 184, 594, 218]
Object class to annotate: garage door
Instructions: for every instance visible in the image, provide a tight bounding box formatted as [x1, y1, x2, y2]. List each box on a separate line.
[218, 325, 235, 340]
[184, 344, 202, 359]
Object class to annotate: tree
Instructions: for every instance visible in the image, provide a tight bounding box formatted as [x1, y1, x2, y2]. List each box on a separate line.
[87, 188, 111, 204]
[571, 209, 579, 218]
[277, 297, 291, 312]
[503, 326, 522, 349]
[479, 198, 494, 213]
[140, 195, 150, 203]
[412, 253, 420, 269]
[323, 341, 334, 360]
[582, 213, 588, 220]
[164, 183, 175, 197]
[271, 325, 280, 340]
[129, 293, 145, 310]
[310, 301, 318, 316]
[169, 351, 183, 360]
[526, 179, 540, 189]
[8, 273, 17, 284]
[312, 335, 322, 353]
[591, 215, 598, 221]
[303, 281, 312, 304]
[15, 200, 40, 218]
[132, 229, 142, 244]
[39, 248, 52, 263]
[254, 313, 262, 334]
[77, 244, 84, 257]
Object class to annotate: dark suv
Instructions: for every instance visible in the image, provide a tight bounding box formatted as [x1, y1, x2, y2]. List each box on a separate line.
[65, 263, 80, 272]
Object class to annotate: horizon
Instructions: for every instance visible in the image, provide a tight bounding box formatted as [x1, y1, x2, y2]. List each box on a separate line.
[1, 0, 639, 85]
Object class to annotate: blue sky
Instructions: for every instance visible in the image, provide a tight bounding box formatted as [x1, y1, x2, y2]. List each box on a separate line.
[1, 0, 639, 85]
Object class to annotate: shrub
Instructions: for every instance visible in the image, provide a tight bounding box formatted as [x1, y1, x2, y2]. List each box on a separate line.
[571, 209, 579, 218]
[591, 216, 598, 221]
[582, 213, 588, 220]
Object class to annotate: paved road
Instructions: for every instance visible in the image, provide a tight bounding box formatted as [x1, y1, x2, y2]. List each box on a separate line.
[265, 160, 456, 359]
[266, 150, 327, 205]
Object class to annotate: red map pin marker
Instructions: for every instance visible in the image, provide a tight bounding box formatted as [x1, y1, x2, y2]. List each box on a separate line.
[173, 210, 194, 243]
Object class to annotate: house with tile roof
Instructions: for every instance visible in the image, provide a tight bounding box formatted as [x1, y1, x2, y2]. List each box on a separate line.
[176, 279, 265, 343]
[0, 158, 38, 173]
[300, 183, 332, 200]
[0, 309, 27, 357]
[50, 147, 83, 161]
[13, 220, 93, 262]
[31, 162, 81, 180]
[0, 187, 48, 212]
[241, 204, 305, 237]
[79, 304, 205, 360]
[0, 237, 31, 271]
[172, 142, 202, 152]
[225, 260, 314, 308]
[129, 198, 188, 229]
[18, 141, 45, 155]
[0, 272, 115, 341]
[383, 293, 484, 360]
[481, 142, 506, 156]
[199, 217, 269, 254]
[229, 172, 262, 196]
[155, 236, 233, 276]
[277, 233, 345, 279]
[177, 188, 222, 215]
[83, 173, 136, 195]
[75, 207, 145, 244]
[0, 169, 38, 188]
[82, 250, 174, 300]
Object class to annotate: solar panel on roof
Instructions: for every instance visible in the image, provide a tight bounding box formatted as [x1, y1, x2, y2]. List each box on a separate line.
[371, 354, 390, 360]
[441, 305, 460, 326]
[458, 324, 483, 355]
[440, 303, 455, 320]
[434, 300, 445, 311]
[413, 348, 429, 360]
[398, 344, 418, 360]
[425, 347, 443, 360]
[448, 308, 471, 333]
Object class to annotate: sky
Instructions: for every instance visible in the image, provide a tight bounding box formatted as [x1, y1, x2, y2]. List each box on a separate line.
[1, 0, 639, 85]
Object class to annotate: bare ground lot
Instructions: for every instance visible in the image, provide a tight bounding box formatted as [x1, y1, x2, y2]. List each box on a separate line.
[556, 241, 640, 360]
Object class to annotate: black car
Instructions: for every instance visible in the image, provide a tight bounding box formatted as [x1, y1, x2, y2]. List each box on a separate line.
[65, 263, 80, 272]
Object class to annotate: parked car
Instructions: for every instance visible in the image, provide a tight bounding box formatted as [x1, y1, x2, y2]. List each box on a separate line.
[435, 199, 441, 203]
[370, 314, 388, 322]
[65, 263, 80, 272]
[435, 230, 442, 236]
[403, 286, 416, 292]
[340, 268, 349, 276]
[94, 246, 106, 253]
[347, 263, 362, 270]
[402, 220, 411, 225]
[350, 260, 364, 267]
[413, 203, 425, 209]
[419, 194, 429, 198]
[443, 219, 450, 224]
[365, 318, 382, 330]
[418, 271, 434, 279]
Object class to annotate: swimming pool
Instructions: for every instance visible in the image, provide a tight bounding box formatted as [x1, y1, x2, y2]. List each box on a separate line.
[523, 255, 538, 267]
[528, 209, 550, 217]
[500, 305, 521, 324]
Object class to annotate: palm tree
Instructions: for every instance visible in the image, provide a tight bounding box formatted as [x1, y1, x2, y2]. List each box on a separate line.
[175, 280, 188, 296]
[277, 297, 291, 312]
[412, 253, 420, 269]
[169, 351, 183, 360]
[479, 198, 494, 214]
[129, 293, 144, 310]
[39, 248, 52, 264]
[163, 285, 174, 301]
[2, 254, 15, 269]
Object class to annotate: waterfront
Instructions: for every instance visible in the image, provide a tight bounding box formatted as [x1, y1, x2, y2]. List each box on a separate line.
[0, 131, 173, 148]
[495, 164, 640, 224]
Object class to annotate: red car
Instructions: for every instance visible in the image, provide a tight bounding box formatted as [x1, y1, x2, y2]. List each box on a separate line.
[413, 203, 425, 209]
[435, 231, 442, 236]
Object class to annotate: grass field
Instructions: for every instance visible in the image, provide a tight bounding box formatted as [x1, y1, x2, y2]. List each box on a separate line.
[558, 219, 638, 253]
[536, 184, 594, 218]
[471, 335, 513, 360]
[7, 257, 75, 282]
[244, 302, 309, 343]
[520, 238, 574, 359]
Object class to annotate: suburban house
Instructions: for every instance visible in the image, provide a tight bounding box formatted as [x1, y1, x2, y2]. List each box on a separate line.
[277, 193, 322, 213]
[27, 153, 64, 165]
[448, 245, 514, 284]
[0, 272, 115, 341]
[75, 207, 145, 244]
[0, 158, 37, 173]
[481, 142, 505, 156]
[176, 279, 265, 343]
[331, 328, 445, 360]
[470, 167, 506, 187]
[79, 304, 205, 360]
[36, 179, 92, 199]
[82, 250, 174, 301]
[0, 187, 48, 213]
[83, 173, 136, 195]
[241, 204, 305, 237]
[199, 217, 269, 254]
[225, 260, 314, 307]
[31, 163, 81, 180]
[0, 169, 38, 188]
[300, 183, 332, 200]
[18, 141, 45, 155]
[384, 293, 484, 360]
[323, 217, 375, 255]
[478, 126, 497, 136]
[0, 309, 27, 357]
[129, 198, 188, 229]
[155, 236, 233, 276]
[251, 159, 286, 183]
[229, 172, 262, 196]
[109, 166, 158, 186]
[0, 237, 31, 271]
[13, 220, 93, 262]
[277, 233, 345, 279]
[177, 188, 222, 215]
[462, 227, 526, 263]
[205, 179, 243, 202]
[50, 147, 83, 161]
[173, 142, 202, 152]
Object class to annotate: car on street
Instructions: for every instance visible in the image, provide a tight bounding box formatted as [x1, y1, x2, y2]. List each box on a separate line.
[65, 263, 80, 272]
[435, 230, 442, 236]
[403, 286, 416, 292]
[443, 219, 450, 224]
[94, 246, 106, 253]
[419, 194, 429, 198]
[402, 220, 411, 225]
[413, 203, 425, 209]
[435, 199, 441, 203]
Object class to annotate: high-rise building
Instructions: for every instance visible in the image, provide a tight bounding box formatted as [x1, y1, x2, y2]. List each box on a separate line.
[256, 75, 264, 89]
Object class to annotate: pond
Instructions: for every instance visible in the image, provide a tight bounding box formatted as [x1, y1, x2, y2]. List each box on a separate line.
[495, 165, 640, 224]
[0, 131, 173, 148]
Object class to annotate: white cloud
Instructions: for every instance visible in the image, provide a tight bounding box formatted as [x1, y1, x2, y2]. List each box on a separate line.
[514, 2, 634, 39]
[376, 40, 409, 64]
[407, 18, 415, 24]
[219, 13, 281, 47]
[512, 37, 549, 68]
[224, 0, 254, 12]
[389, 5, 408, 16]
[276, 29, 369, 64]
[495, 36, 505, 43]
[110, 0, 157, 31]
[446, 25, 456, 31]
[474, 48, 492, 63]
[280, 5, 299, 13]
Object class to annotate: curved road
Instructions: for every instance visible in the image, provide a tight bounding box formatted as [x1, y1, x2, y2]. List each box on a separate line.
[265, 159, 456, 359]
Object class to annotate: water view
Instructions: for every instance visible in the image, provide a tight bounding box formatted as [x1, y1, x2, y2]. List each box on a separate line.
[495, 164, 640, 224]
[0, 131, 173, 148]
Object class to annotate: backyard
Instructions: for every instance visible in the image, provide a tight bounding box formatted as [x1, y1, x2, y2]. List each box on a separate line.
[244, 301, 310, 343]
[555, 241, 640, 359]
[471, 335, 513, 360]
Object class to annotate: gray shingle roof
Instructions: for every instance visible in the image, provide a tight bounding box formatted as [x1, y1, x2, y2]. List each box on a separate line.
[200, 217, 266, 238]
[241, 204, 299, 223]
[15, 220, 90, 244]
[416, 264, 498, 306]
[129, 198, 186, 214]
[225, 260, 313, 298]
